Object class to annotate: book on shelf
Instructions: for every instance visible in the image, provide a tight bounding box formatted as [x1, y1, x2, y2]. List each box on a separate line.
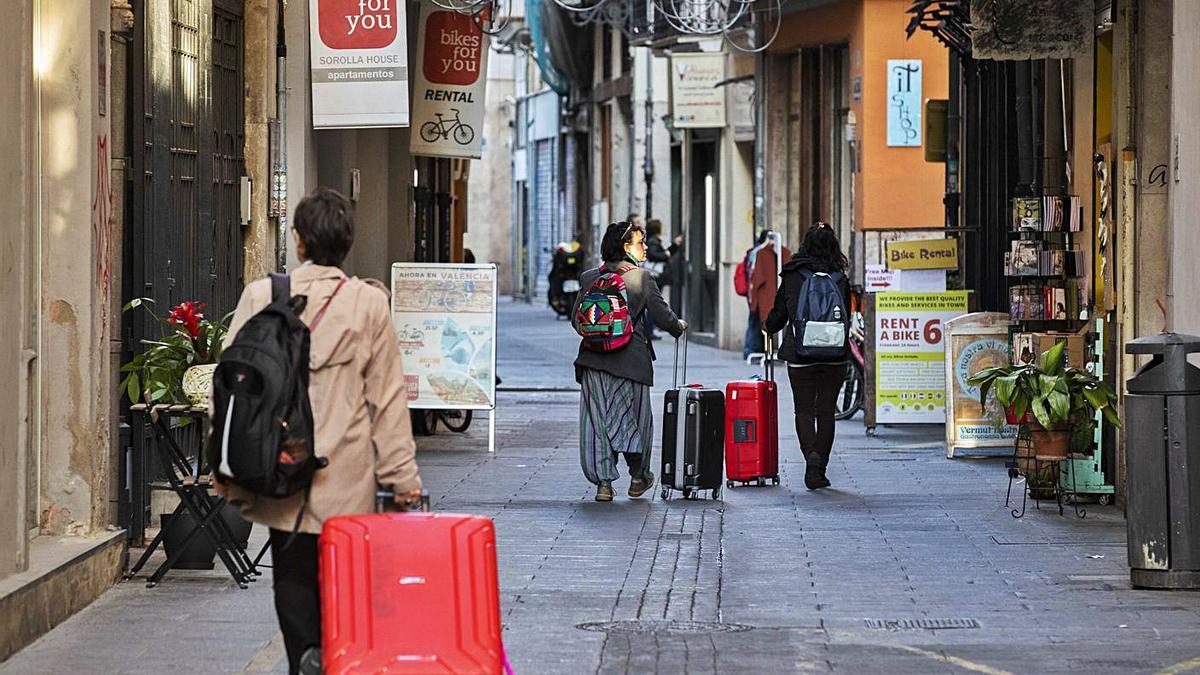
[1010, 240, 1041, 276]
[1010, 195, 1082, 233]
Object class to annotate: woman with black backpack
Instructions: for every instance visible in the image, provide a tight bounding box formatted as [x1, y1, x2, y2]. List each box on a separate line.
[763, 222, 852, 491]
[571, 221, 687, 502]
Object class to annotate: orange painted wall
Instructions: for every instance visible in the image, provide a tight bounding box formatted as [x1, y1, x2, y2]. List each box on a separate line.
[859, 0, 948, 229]
[771, 0, 948, 231]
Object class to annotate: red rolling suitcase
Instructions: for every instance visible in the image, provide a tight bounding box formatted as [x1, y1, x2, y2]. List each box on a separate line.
[724, 336, 779, 487]
[319, 495, 504, 674]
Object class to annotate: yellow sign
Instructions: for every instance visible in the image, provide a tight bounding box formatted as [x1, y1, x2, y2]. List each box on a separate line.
[887, 238, 958, 270]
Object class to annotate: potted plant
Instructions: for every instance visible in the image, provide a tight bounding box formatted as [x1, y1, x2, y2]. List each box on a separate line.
[120, 299, 231, 406]
[967, 341, 1121, 460]
[1026, 464, 1058, 501]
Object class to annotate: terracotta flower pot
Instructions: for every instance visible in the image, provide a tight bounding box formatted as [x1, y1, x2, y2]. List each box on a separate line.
[1030, 421, 1071, 460]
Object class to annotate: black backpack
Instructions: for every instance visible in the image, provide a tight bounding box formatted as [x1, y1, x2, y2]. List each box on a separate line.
[791, 269, 849, 361]
[208, 273, 338, 501]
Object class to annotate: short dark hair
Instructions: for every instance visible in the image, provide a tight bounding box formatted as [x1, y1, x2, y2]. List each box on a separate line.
[600, 221, 645, 264]
[646, 219, 663, 237]
[294, 187, 355, 266]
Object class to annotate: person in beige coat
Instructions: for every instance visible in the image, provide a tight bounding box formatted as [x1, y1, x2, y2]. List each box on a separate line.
[215, 187, 421, 674]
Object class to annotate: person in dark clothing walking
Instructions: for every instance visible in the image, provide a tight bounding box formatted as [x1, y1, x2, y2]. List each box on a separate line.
[643, 219, 671, 340]
[572, 221, 686, 502]
[763, 223, 851, 490]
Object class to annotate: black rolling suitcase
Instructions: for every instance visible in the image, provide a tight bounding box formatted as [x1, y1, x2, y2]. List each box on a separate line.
[661, 332, 725, 500]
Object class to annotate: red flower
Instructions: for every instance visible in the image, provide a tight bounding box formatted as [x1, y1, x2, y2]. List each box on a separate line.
[168, 301, 206, 339]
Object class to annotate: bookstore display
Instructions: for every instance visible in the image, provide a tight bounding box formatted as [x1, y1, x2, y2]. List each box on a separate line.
[1005, 196, 1085, 324]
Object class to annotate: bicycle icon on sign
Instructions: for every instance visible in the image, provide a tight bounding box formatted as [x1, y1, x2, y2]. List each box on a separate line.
[419, 108, 475, 146]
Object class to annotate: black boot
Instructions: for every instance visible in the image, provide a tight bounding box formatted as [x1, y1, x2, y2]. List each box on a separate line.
[805, 454, 831, 490]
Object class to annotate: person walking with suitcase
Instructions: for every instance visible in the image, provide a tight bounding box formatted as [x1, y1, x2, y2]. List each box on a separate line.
[213, 187, 423, 674]
[763, 222, 851, 490]
[572, 221, 687, 502]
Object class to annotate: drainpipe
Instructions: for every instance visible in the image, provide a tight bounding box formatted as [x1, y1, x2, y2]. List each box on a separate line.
[273, 0, 288, 272]
[643, 48, 654, 220]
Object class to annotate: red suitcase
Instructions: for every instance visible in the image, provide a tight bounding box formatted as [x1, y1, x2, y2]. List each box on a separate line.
[319, 509, 504, 674]
[724, 339, 779, 487]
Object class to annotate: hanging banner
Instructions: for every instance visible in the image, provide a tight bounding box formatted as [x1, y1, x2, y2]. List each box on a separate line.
[309, 0, 410, 128]
[875, 292, 969, 424]
[671, 53, 726, 129]
[391, 263, 497, 410]
[409, 3, 489, 158]
[886, 59, 922, 147]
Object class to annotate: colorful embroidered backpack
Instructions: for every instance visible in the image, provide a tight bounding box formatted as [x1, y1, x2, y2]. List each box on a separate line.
[574, 266, 636, 352]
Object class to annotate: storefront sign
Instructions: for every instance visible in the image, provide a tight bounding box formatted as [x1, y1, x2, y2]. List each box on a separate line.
[390, 263, 497, 410]
[410, 2, 489, 158]
[970, 0, 1090, 60]
[944, 313, 1019, 457]
[671, 53, 725, 129]
[875, 292, 969, 424]
[886, 59, 921, 147]
[886, 238, 958, 270]
[309, 0, 410, 128]
[865, 264, 946, 293]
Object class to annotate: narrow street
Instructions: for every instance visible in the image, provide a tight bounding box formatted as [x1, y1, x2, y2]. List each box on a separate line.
[3, 300, 1200, 674]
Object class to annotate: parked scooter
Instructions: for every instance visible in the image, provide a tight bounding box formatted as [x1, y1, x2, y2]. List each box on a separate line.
[548, 240, 585, 318]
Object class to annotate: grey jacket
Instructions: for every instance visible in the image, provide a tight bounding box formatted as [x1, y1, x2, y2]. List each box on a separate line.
[572, 262, 683, 387]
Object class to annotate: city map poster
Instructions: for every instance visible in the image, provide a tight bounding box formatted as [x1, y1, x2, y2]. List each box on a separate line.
[390, 263, 497, 410]
[875, 292, 969, 424]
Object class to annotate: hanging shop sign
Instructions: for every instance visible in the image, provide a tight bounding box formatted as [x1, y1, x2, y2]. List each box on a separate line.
[390, 263, 497, 410]
[886, 59, 922, 147]
[309, 0, 410, 129]
[671, 53, 726, 129]
[875, 291, 969, 424]
[969, 0, 1091, 61]
[410, 2, 489, 159]
[886, 238, 958, 270]
[944, 313, 1018, 458]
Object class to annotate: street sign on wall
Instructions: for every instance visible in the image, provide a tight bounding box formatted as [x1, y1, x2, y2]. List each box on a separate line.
[875, 292, 969, 424]
[886, 59, 922, 147]
[308, 0, 411, 129]
[390, 263, 497, 410]
[410, 2, 489, 158]
[670, 53, 726, 129]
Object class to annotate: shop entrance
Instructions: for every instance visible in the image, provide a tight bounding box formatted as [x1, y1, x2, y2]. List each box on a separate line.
[687, 134, 720, 336]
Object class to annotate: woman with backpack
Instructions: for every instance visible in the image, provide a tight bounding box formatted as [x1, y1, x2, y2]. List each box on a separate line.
[763, 222, 852, 491]
[572, 221, 687, 502]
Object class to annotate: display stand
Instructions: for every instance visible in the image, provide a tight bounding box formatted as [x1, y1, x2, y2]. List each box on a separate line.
[1005, 423, 1086, 519]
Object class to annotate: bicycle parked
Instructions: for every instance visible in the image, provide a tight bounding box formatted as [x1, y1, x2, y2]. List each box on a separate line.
[834, 286, 865, 421]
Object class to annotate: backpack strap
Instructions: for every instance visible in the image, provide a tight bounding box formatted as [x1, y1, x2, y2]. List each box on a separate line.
[269, 272, 290, 306]
[309, 277, 348, 332]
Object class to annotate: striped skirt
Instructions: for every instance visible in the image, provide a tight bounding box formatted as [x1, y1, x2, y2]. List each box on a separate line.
[578, 368, 654, 485]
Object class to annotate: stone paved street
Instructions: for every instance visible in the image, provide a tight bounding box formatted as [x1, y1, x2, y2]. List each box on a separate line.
[5, 300, 1200, 674]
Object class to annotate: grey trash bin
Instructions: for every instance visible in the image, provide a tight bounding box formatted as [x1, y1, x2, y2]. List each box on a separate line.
[1125, 333, 1200, 589]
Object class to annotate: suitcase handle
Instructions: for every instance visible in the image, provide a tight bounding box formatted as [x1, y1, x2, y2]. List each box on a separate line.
[375, 489, 432, 513]
[673, 329, 690, 389]
[763, 329, 775, 382]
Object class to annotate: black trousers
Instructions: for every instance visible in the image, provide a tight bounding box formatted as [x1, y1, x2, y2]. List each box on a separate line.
[269, 528, 321, 674]
[787, 363, 846, 470]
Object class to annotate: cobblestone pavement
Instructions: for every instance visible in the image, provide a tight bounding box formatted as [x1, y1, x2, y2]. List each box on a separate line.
[5, 299, 1200, 674]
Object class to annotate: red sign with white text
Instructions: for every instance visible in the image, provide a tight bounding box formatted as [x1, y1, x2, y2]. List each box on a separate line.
[318, 0, 399, 50]
[421, 11, 484, 85]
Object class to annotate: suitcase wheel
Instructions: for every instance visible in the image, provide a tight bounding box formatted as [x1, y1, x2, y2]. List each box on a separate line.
[772, 476, 780, 485]
[712, 487, 721, 501]
[660, 487, 670, 500]
[726, 480, 734, 489]
[757, 477, 766, 487]
[683, 488, 694, 500]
